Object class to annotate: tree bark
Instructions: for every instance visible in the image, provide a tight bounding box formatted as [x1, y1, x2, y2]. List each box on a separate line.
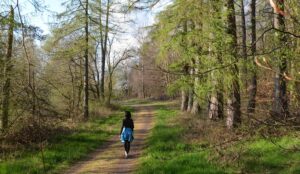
[181, 90, 189, 111]
[181, 64, 189, 112]
[68, 63, 76, 118]
[2, 6, 14, 130]
[191, 99, 200, 115]
[207, 0, 223, 120]
[208, 68, 224, 120]
[187, 89, 193, 112]
[272, 0, 288, 118]
[100, 52, 105, 100]
[241, 0, 248, 87]
[94, 44, 100, 99]
[247, 0, 257, 113]
[226, 0, 241, 129]
[209, 91, 223, 120]
[187, 66, 194, 112]
[100, 0, 110, 100]
[191, 58, 200, 115]
[83, 0, 89, 120]
[141, 61, 145, 98]
[107, 73, 113, 105]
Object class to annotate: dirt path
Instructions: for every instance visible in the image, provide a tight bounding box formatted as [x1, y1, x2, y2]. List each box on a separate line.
[64, 104, 155, 174]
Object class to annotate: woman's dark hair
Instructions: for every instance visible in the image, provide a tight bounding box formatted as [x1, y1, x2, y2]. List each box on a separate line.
[125, 111, 131, 119]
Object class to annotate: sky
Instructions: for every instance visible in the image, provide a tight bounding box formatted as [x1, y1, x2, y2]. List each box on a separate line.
[20, 0, 64, 34]
[19, 0, 171, 49]
[37, 2, 64, 34]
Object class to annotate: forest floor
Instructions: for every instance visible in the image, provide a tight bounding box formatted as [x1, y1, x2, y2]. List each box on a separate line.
[64, 103, 156, 174]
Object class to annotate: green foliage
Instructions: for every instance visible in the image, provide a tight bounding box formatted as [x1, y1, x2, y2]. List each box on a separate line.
[143, 0, 243, 101]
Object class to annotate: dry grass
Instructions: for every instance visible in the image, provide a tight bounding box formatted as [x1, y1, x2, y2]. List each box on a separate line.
[181, 112, 238, 146]
[0, 102, 124, 156]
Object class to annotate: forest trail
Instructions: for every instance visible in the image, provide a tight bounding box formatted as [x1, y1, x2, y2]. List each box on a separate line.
[64, 104, 155, 174]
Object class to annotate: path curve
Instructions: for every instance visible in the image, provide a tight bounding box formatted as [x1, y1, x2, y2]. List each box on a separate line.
[64, 104, 154, 174]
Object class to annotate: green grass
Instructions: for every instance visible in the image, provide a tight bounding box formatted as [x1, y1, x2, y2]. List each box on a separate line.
[234, 135, 300, 174]
[137, 107, 226, 174]
[137, 104, 300, 174]
[0, 112, 125, 174]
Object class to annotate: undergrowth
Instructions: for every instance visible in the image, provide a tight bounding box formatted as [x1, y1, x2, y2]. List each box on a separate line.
[0, 107, 129, 174]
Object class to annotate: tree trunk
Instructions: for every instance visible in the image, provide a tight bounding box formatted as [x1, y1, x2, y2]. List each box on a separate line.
[209, 91, 223, 120]
[141, 63, 145, 98]
[187, 66, 194, 112]
[272, 0, 288, 118]
[207, 1, 223, 119]
[83, 0, 89, 120]
[100, 51, 105, 100]
[191, 99, 200, 115]
[241, 0, 248, 87]
[209, 70, 224, 120]
[94, 44, 100, 99]
[295, 81, 300, 108]
[77, 59, 83, 115]
[187, 89, 193, 112]
[106, 54, 112, 105]
[68, 63, 76, 118]
[226, 0, 241, 129]
[2, 6, 14, 130]
[32, 69, 36, 116]
[100, 0, 110, 100]
[107, 73, 113, 106]
[247, 0, 257, 113]
[181, 64, 189, 111]
[181, 90, 189, 111]
[191, 58, 200, 114]
[90, 63, 98, 99]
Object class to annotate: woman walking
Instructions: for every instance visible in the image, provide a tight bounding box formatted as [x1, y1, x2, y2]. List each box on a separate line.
[120, 111, 134, 158]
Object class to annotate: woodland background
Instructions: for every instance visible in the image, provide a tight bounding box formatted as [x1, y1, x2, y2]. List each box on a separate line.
[0, 0, 300, 173]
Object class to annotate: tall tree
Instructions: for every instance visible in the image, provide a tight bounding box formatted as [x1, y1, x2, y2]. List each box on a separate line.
[92, 43, 101, 99]
[191, 58, 200, 114]
[99, 0, 111, 100]
[2, 6, 14, 130]
[247, 0, 257, 113]
[226, 0, 241, 129]
[181, 65, 189, 111]
[240, 0, 247, 87]
[272, 0, 288, 118]
[83, 0, 89, 120]
[180, 21, 190, 112]
[208, 0, 224, 120]
[187, 61, 194, 112]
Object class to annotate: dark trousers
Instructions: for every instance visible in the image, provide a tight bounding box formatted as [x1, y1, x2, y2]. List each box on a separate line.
[124, 140, 130, 153]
